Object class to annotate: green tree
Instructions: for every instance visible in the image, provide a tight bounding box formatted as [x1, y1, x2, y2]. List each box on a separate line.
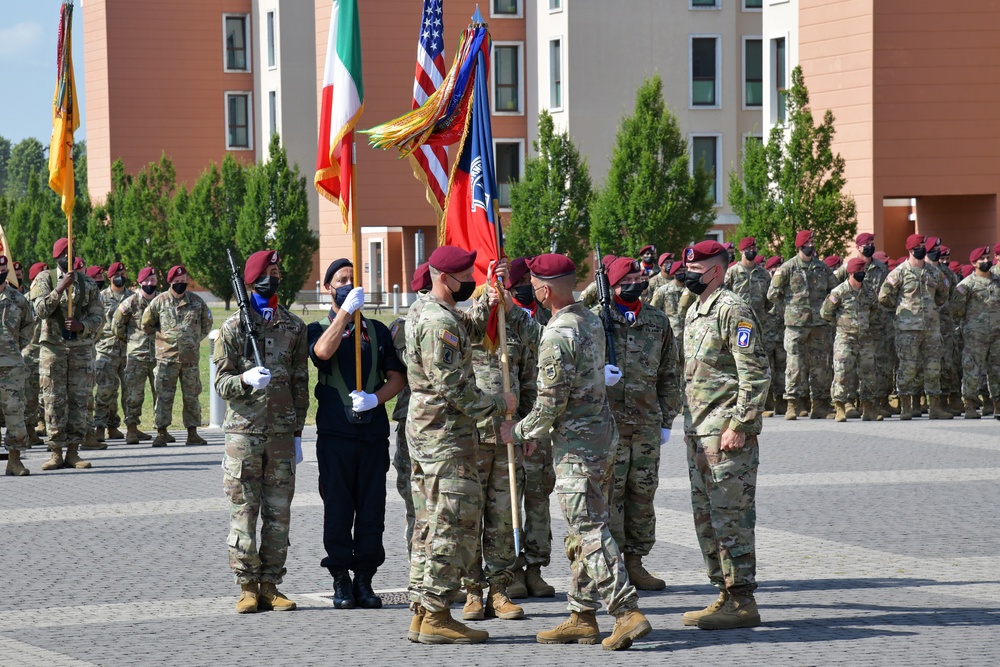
[238, 134, 317, 306]
[4, 173, 64, 268]
[0, 136, 11, 196]
[507, 110, 593, 280]
[590, 75, 716, 258]
[728, 66, 858, 260]
[5, 137, 47, 201]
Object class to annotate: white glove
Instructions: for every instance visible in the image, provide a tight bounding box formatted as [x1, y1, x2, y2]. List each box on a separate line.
[294, 436, 303, 464]
[350, 389, 379, 413]
[344, 286, 365, 314]
[660, 428, 671, 446]
[604, 364, 622, 387]
[241, 366, 271, 389]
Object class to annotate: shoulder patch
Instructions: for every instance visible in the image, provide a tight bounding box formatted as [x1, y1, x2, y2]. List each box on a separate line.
[829, 293, 839, 304]
[736, 321, 753, 349]
[441, 329, 459, 347]
[390, 323, 399, 339]
[956, 283, 966, 294]
[886, 274, 897, 286]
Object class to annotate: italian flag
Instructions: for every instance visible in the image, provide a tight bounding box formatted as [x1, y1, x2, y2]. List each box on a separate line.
[315, 0, 364, 230]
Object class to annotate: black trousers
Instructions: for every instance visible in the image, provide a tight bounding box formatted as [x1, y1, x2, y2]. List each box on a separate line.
[317, 434, 390, 575]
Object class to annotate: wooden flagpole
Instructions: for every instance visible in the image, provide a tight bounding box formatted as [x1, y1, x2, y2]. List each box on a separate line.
[351, 146, 362, 392]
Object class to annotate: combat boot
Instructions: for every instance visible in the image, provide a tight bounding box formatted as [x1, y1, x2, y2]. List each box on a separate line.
[948, 394, 965, 416]
[797, 399, 810, 418]
[983, 400, 995, 417]
[928, 395, 953, 420]
[332, 570, 356, 609]
[783, 399, 798, 421]
[696, 593, 760, 630]
[407, 604, 425, 642]
[462, 586, 485, 621]
[95, 427, 107, 442]
[887, 396, 901, 416]
[107, 425, 126, 440]
[25, 423, 43, 447]
[235, 583, 258, 613]
[525, 564, 556, 597]
[917, 394, 928, 416]
[963, 399, 981, 419]
[602, 608, 652, 651]
[5, 449, 30, 477]
[810, 399, 831, 420]
[507, 566, 528, 599]
[63, 444, 92, 469]
[353, 572, 382, 609]
[878, 397, 894, 419]
[774, 398, 787, 418]
[186, 427, 208, 446]
[258, 582, 296, 611]
[126, 425, 152, 444]
[624, 553, 665, 591]
[860, 400, 883, 422]
[418, 608, 490, 644]
[36, 420, 47, 437]
[536, 611, 600, 645]
[151, 428, 171, 447]
[681, 590, 728, 626]
[898, 396, 912, 421]
[845, 402, 861, 419]
[993, 401, 1000, 420]
[40, 446, 64, 471]
[486, 583, 525, 620]
[834, 402, 847, 423]
[81, 430, 107, 450]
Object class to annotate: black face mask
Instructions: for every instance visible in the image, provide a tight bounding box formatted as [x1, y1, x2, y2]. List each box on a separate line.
[674, 273, 686, 284]
[853, 271, 866, 283]
[112, 275, 126, 288]
[141, 284, 157, 296]
[685, 271, 710, 295]
[57, 256, 69, 272]
[618, 281, 647, 303]
[743, 250, 757, 262]
[0, 272, 7, 285]
[448, 276, 476, 302]
[254, 275, 280, 299]
[926, 250, 940, 262]
[333, 284, 353, 306]
[861, 245, 875, 258]
[95, 281, 106, 290]
[979, 261, 993, 272]
[512, 284, 535, 305]
[911, 247, 927, 261]
[728, 252, 736, 264]
[171, 282, 187, 295]
[801, 246, 815, 258]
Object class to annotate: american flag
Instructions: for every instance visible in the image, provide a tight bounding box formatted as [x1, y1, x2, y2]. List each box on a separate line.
[411, 0, 448, 216]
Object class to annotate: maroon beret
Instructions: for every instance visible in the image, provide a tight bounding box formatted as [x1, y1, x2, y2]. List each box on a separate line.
[0, 256, 7, 268]
[52, 237, 69, 258]
[948, 261, 961, 273]
[855, 232, 875, 246]
[722, 241, 735, 251]
[508, 257, 531, 286]
[138, 267, 156, 282]
[846, 257, 866, 274]
[970, 246, 990, 263]
[961, 264, 974, 278]
[795, 230, 813, 248]
[12, 261, 21, 271]
[888, 259, 899, 271]
[607, 257, 641, 286]
[29, 262, 48, 281]
[167, 265, 186, 282]
[755, 255, 764, 265]
[639, 245, 656, 256]
[939, 245, 950, 256]
[823, 255, 841, 269]
[107, 261, 125, 277]
[764, 256, 783, 271]
[993, 242, 1000, 255]
[428, 245, 476, 273]
[669, 261, 685, 276]
[657, 252, 673, 266]
[601, 254, 615, 270]
[73, 257, 85, 271]
[410, 262, 431, 292]
[905, 234, 925, 251]
[873, 251, 889, 262]
[684, 241, 728, 264]
[925, 236, 941, 250]
[245, 250, 279, 284]
[86, 265, 104, 279]
[897, 255, 908, 264]
[526, 253, 576, 279]
[738, 237, 756, 252]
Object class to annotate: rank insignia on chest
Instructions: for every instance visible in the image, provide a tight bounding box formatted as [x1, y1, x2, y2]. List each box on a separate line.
[441, 330, 459, 347]
[736, 321, 753, 348]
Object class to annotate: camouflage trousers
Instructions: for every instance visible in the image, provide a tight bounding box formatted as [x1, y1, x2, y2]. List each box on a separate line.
[470, 438, 519, 587]
[124, 358, 156, 426]
[942, 322, 963, 395]
[409, 454, 482, 612]
[555, 455, 638, 616]
[21, 353, 41, 428]
[392, 425, 415, 557]
[0, 362, 29, 451]
[765, 334, 786, 405]
[93, 351, 126, 429]
[222, 432, 296, 585]
[40, 342, 93, 447]
[608, 422, 660, 557]
[518, 437, 554, 567]
[961, 330, 1000, 402]
[154, 362, 202, 429]
[872, 317, 894, 397]
[831, 331, 877, 403]
[784, 325, 833, 401]
[687, 433, 758, 594]
[895, 328, 942, 396]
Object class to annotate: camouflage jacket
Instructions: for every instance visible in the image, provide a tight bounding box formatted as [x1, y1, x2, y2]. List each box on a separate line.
[767, 255, 839, 327]
[725, 262, 772, 328]
[835, 257, 891, 324]
[935, 263, 959, 325]
[404, 292, 506, 462]
[95, 286, 133, 357]
[820, 280, 874, 335]
[878, 261, 948, 331]
[512, 302, 618, 463]
[651, 280, 688, 340]
[29, 269, 104, 347]
[140, 291, 213, 364]
[0, 285, 34, 367]
[471, 320, 538, 443]
[644, 271, 670, 304]
[950, 273, 1000, 334]
[111, 292, 157, 361]
[593, 302, 680, 427]
[683, 287, 771, 436]
[579, 281, 598, 308]
[212, 306, 309, 434]
[389, 317, 410, 423]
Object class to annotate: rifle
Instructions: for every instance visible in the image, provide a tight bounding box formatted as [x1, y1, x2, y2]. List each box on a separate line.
[594, 243, 618, 367]
[227, 249, 265, 368]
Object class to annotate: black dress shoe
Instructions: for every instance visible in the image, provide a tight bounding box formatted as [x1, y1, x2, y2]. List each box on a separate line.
[333, 570, 356, 609]
[353, 572, 383, 609]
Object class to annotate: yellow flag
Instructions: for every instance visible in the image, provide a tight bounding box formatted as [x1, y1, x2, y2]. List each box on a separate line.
[48, 1, 80, 219]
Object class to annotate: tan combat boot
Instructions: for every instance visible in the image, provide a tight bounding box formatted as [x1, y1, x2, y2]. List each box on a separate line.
[887, 396, 901, 416]
[834, 402, 847, 423]
[624, 553, 665, 591]
[25, 423, 43, 447]
[602, 608, 652, 651]
[696, 594, 760, 630]
[107, 426, 126, 440]
[186, 427, 208, 446]
[797, 398, 811, 418]
[63, 444, 92, 469]
[774, 398, 787, 418]
[151, 428, 171, 447]
[507, 566, 528, 599]
[916, 395, 928, 417]
[845, 402, 861, 419]
[536, 611, 600, 645]
[418, 608, 490, 644]
[682, 590, 728, 626]
[462, 586, 485, 621]
[236, 583, 259, 614]
[5, 449, 30, 476]
[928, 395, 954, 420]
[258, 582, 296, 611]
[525, 565, 555, 597]
[81, 430, 107, 450]
[963, 399, 981, 420]
[860, 400, 883, 422]
[783, 399, 798, 421]
[486, 583, 525, 620]
[36, 420, 47, 437]
[41, 446, 64, 471]
[407, 604, 426, 642]
[811, 399, 833, 420]
[898, 396, 912, 421]
[126, 425, 153, 444]
[948, 394, 965, 416]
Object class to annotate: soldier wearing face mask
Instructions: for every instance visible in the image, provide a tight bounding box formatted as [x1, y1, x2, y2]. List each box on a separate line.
[644, 253, 674, 304]
[0, 255, 35, 476]
[91, 261, 132, 445]
[112, 267, 159, 443]
[637, 245, 658, 278]
[141, 264, 213, 445]
[950, 246, 1000, 419]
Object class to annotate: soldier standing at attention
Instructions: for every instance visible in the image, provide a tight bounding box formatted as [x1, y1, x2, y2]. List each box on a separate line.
[760, 256, 786, 417]
[637, 245, 658, 277]
[92, 261, 131, 444]
[680, 241, 770, 630]
[141, 265, 213, 446]
[214, 250, 308, 614]
[937, 245, 964, 414]
[405, 246, 515, 645]
[111, 267, 158, 443]
[643, 252, 674, 304]
[950, 246, 1000, 419]
[0, 255, 35, 476]
[725, 238, 771, 333]
[22, 262, 48, 446]
[501, 253, 652, 652]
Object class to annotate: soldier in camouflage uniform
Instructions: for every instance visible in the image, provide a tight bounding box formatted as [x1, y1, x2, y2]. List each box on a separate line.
[31, 239, 103, 471]
[679, 241, 770, 630]
[213, 250, 308, 614]
[643, 252, 674, 304]
[937, 246, 964, 413]
[761, 256, 786, 416]
[79, 264, 106, 450]
[92, 261, 132, 443]
[0, 256, 35, 476]
[652, 262, 690, 381]
[21, 262, 48, 446]
[725, 238, 772, 405]
[501, 253, 652, 651]
[878, 234, 952, 420]
[767, 230, 839, 420]
[111, 267, 158, 443]
[950, 246, 1000, 419]
[924, 239, 961, 415]
[141, 265, 213, 446]
[404, 246, 514, 645]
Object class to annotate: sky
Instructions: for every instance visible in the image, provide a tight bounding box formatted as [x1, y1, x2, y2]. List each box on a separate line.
[0, 0, 87, 145]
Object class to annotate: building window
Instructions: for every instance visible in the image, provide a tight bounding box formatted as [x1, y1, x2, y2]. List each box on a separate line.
[744, 0, 763, 8]
[492, 0, 519, 16]
[268, 91, 277, 138]
[774, 37, 787, 122]
[549, 39, 562, 109]
[494, 141, 523, 209]
[691, 37, 719, 107]
[744, 38, 762, 107]
[226, 92, 252, 150]
[692, 135, 720, 204]
[266, 11, 276, 68]
[224, 15, 250, 72]
[691, 0, 719, 7]
[494, 44, 521, 113]
[549, 0, 562, 10]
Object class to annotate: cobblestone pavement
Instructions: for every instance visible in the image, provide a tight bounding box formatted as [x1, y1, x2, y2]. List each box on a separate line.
[3, 417, 999, 666]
